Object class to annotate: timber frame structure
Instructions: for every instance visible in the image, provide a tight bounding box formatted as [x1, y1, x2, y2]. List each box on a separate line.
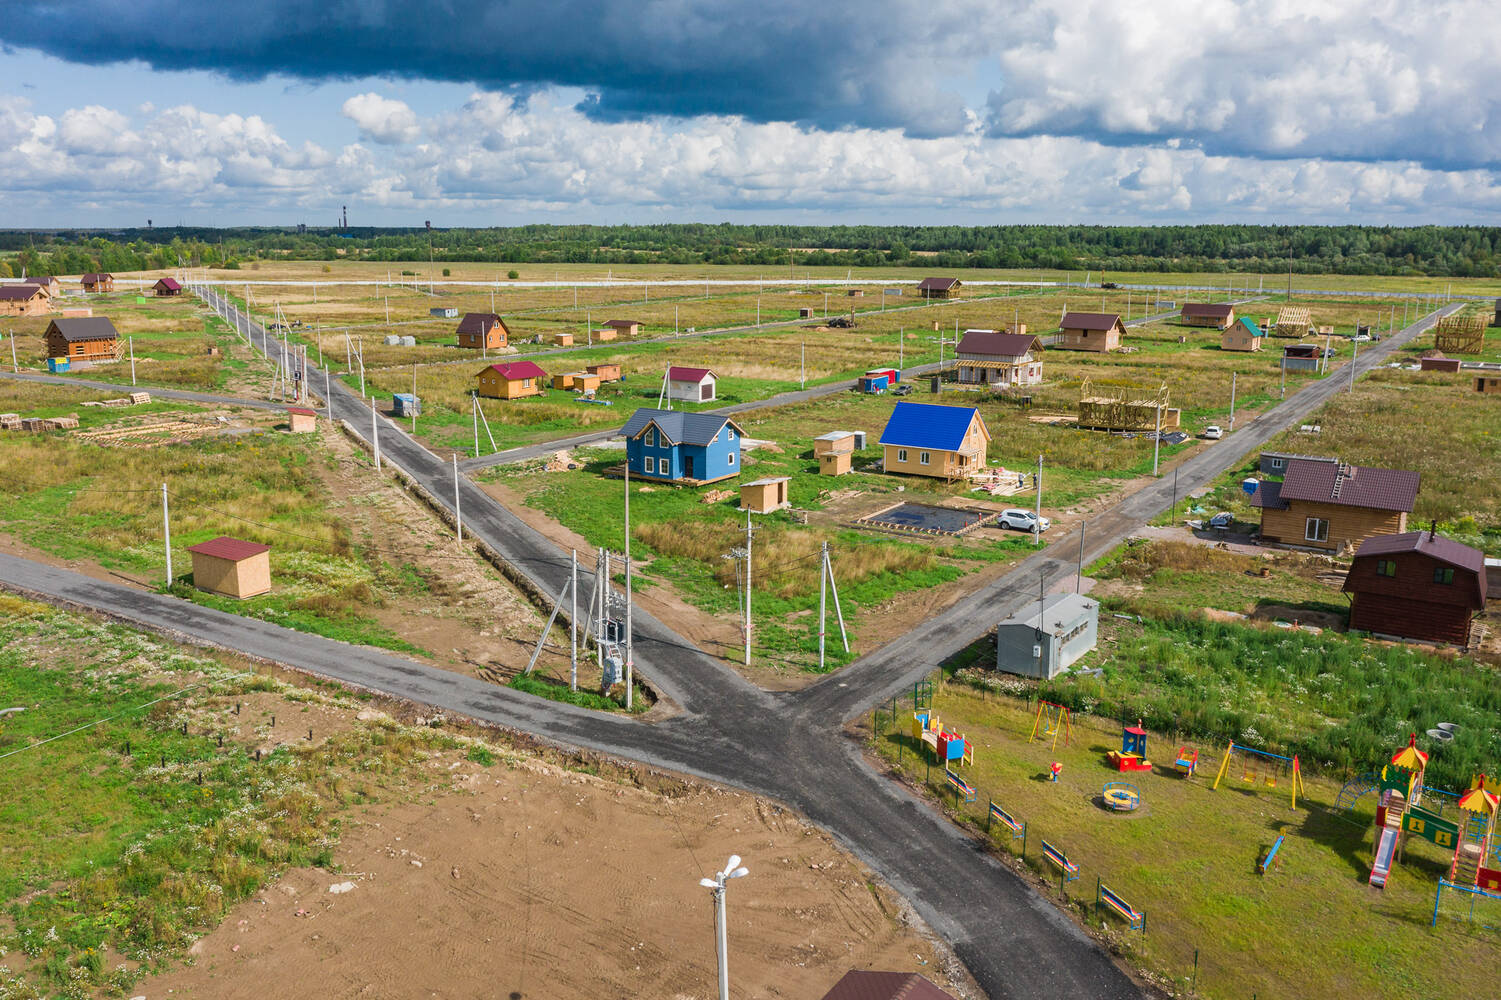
[1077, 378, 1182, 432]
[1434, 314, 1488, 355]
[1273, 306, 1313, 338]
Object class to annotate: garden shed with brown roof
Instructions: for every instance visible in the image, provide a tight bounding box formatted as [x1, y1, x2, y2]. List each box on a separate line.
[153, 277, 182, 296]
[187, 536, 272, 599]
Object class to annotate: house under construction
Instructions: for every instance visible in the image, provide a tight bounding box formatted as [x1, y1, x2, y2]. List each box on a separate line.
[1273, 306, 1313, 338]
[1434, 314, 1488, 355]
[1077, 378, 1182, 432]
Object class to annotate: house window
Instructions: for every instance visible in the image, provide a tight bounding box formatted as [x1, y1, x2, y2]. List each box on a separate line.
[1376, 559, 1397, 577]
[728, 451, 735, 465]
[657, 458, 669, 475]
[1304, 518, 1329, 542]
[1270, 458, 1285, 471]
[919, 451, 930, 465]
[898, 449, 908, 463]
[645, 428, 655, 447]
[1434, 567, 1455, 585]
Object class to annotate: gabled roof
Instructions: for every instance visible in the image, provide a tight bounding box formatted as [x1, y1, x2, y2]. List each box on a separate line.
[957, 330, 1041, 358]
[916, 277, 960, 291]
[1060, 312, 1123, 332]
[1248, 479, 1285, 509]
[1353, 531, 1484, 573]
[1233, 317, 1262, 337]
[1278, 459, 1419, 513]
[817, 970, 959, 1000]
[154, 277, 182, 291]
[1182, 302, 1235, 319]
[46, 317, 119, 342]
[186, 536, 270, 561]
[879, 401, 986, 451]
[0, 284, 46, 301]
[620, 407, 741, 447]
[480, 360, 547, 381]
[603, 318, 640, 328]
[668, 365, 715, 382]
[81, 272, 113, 282]
[457, 312, 506, 334]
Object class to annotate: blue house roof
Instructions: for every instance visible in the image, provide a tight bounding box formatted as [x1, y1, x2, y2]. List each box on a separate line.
[620, 408, 741, 446]
[879, 402, 982, 450]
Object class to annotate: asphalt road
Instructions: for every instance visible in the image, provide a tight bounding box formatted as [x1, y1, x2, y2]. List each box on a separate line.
[0, 288, 1457, 1000]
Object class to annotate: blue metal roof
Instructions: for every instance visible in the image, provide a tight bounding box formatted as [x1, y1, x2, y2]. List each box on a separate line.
[1239, 317, 1261, 337]
[879, 401, 981, 450]
[620, 408, 740, 446]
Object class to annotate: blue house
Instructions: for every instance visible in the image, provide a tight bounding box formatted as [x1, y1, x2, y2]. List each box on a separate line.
[620, 408, 744, 485]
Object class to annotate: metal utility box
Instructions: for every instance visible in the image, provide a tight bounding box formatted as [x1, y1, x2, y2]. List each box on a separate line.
[393, 393, 421, 416]
[995, 594, 1099, 679]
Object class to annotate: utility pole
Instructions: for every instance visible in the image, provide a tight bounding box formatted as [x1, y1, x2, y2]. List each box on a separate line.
[819, 538, 827, 671]
[411, 363, 418, 433]
[161, 483, 173, 586]
[1280, 356, 1287, 398]
[801, 342, 806, 390]
[570, 549, 579, 692]
[129, 336, 136, 385]
[371, 397, 381, 470]
[1033, 455, 1043, 547]
[624, 463, 634, 711]
[1350, 337, 1359, 393]
[324, 367, 332, 425]
[1228, 371, 1237, 430]
[1076, 521, 1086, 594]
[453, 454, 462, 544]
[473, 393, 480, 456]
[743, 511, 753, 664]
[1152, 398, 1164, 476]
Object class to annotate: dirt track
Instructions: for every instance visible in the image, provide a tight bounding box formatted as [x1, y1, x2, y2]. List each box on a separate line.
[138, 755, 971, 1000]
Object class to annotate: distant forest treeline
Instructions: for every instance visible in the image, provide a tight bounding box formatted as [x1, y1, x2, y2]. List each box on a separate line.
[1, 224, 1498, 277]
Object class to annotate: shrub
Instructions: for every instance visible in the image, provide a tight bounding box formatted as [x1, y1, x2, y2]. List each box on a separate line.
[508, 269, 519, 280]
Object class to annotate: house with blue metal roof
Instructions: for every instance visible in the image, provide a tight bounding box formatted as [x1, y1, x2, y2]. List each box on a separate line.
[620, 408, 744, 485]
[878, 402, 990, 480]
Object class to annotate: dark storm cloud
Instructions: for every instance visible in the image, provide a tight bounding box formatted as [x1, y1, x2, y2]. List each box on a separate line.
[0, 0, 981, 136]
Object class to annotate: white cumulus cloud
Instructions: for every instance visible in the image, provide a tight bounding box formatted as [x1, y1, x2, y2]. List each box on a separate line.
[341, 92, 420, 145]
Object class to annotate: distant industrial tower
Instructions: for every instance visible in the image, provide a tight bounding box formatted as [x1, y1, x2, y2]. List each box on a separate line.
[341, 205, 348, 228]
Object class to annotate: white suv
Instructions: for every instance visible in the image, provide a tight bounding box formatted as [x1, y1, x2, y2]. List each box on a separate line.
[1203, 425, 1224, 440]
[998, 508, 1050, 532]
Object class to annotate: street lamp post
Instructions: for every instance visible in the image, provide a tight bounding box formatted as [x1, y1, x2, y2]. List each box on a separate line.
[699, 855, 749, 1000]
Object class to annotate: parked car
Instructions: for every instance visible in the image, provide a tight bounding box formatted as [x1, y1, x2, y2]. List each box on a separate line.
[1203, 425, 1224, 440]
[1208, 512, 1233, 529]
[892, 383, 913, 396]
[998, 508, 1050, 532]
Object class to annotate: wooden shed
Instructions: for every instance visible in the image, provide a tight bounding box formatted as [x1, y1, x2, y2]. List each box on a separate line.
[153, 278, 183, 297]
[1475, 375, 1501, 395]
[799, 307, 816, 318]
[917, 277, 962, 300]
[602, 319, 641, 337]
[554, 371, 602, 392]
[819, 451, 852, 475]
[740, 476, 791, 514]
[587, 363, 622, 382]
[187, 536, 271, 599]
[595, 327, 618, 342]
[287, 406, 317, 433]
[813, 430, 859, 456]
[555, 332, 575, 346]
[1419, 354, 1461, 373]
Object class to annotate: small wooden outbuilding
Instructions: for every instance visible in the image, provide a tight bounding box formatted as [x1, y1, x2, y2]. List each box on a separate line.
[187, 536, 271, 599]
[587, 363, 622, 382]
[153, 278, 183, 297]
[740, 477, 791, 514]
[1420, 355, 1461, 373]
[554, 371, 602, 392]
[667, 366, 717, 403]
[1181, 303, 1236, 330]
[917, 277, 962, 300]
[1475, 375, 1501, 395]
[602, 319, 641, 337]
[287, 406, 317, 433]
[819, 451, 852, 475]
[555, 332, 575, 346]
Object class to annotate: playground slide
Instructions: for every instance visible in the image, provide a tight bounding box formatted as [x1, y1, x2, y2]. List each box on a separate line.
[1369, 827, 1398, 888]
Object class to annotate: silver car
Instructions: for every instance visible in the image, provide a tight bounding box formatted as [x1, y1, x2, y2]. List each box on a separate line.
[998, 508, 1051, 532]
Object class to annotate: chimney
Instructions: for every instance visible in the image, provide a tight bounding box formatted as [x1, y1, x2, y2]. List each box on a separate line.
[1430, 519, 1437, 540]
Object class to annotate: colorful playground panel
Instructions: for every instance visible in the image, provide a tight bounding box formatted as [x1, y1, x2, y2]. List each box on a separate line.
[1107, 720, 1153, 772]
[1173, 746, 1199, 777]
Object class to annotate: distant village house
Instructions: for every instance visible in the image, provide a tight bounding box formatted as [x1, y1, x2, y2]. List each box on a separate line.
[81, 273, 115, 293]
[0, 284, 50, 317]
[916, 277, 961, 300]
[878, 401, 989, 480]
[1251, 458, 1418, 553]
[954, 329, 1043, 387]
[621, 409, 742, 485]
[1180, 303, 1236, 330]
[475, 360, 547, 399]
[1056, 312, 1126, 352]
[1221, 317, 1263, 352]
[456, 313, 510, 350]
[153, 278, 183, 296]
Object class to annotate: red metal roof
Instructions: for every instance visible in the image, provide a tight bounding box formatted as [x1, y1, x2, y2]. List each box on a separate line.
[1060, 312, 1123, 331]
[1278, 459, 1419, 513]
[818, 970, 958, 1000]
[154, 277, 182, 291]
[668, 365, 714, 382]
[483, 360, 548, 381]
[287, 406, 317, 416]
[187, 536, 270, 561]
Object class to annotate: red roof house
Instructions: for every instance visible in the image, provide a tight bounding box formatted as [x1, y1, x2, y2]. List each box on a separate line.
[153, 277, 183, 296]
[1343, 529, 1486, 645]
[475, 360, 548, 399]
[667, 365, 717, 403]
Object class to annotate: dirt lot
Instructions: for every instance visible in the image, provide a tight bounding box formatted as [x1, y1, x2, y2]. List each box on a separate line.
[136, 751, 971, 1000]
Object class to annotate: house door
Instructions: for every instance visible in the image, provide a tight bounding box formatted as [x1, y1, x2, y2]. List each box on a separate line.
[684, 455, 695, 479]
[701, 383, 712, 401]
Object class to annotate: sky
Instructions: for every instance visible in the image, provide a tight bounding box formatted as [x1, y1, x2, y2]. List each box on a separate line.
[0, 0, 1498, 228]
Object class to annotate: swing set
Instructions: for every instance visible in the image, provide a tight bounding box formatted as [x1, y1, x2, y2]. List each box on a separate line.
[1029, 701, 1072, 751]
[1211, 741, 1306, 809]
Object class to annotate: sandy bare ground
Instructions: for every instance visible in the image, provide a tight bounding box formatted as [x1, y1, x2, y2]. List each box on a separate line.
[136, 754, 972, 1000]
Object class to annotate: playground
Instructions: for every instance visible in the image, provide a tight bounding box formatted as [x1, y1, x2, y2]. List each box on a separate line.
[870, 678, 1501, 1000]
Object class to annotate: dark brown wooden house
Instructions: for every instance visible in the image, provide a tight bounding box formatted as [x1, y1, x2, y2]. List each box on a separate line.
[456, 312, 509, 350]
[916, 277, 961, 300]
[153, 277, 182, 296]
[1343, 530, 1485, 645]
[81, 272, 115, 293]
[43, 317, 121, 362]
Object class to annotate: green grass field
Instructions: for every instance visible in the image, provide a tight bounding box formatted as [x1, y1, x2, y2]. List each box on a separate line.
[870, 634, 1501, 1000]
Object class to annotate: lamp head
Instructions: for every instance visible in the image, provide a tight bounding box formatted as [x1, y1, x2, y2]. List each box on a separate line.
[699, 877, 719, 889]
[724, 855, 741, 872]
[727, 867, 749, 879]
